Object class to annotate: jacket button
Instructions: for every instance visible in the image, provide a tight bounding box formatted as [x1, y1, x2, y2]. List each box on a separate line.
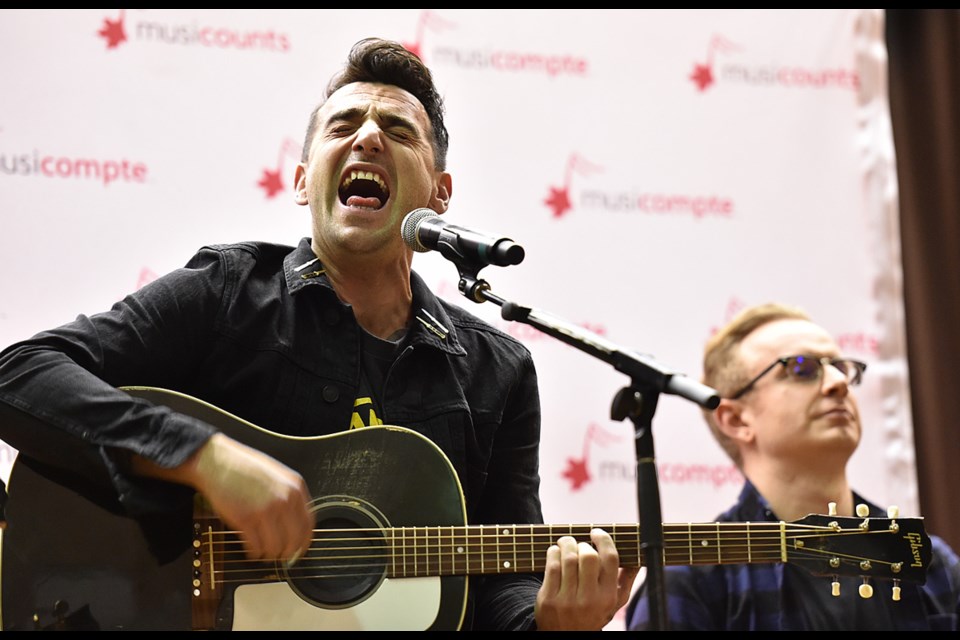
[322, 385, 339, 403]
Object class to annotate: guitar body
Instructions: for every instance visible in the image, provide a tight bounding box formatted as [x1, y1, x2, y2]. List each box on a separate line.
[1, 387, 469, 631]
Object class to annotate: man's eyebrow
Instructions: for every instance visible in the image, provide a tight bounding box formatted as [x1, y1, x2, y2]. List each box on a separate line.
[323, 107, 420, 133]
[324, 106, 366, 125]
[378, 113, 419, 131]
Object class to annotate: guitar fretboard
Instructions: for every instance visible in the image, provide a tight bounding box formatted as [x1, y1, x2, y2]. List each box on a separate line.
[380, 522, 793, 577]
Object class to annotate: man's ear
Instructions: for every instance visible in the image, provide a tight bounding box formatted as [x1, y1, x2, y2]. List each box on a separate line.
[714, 399, 754, 445]
[429, 172, 452, 214]
[294, 163, 308, 206]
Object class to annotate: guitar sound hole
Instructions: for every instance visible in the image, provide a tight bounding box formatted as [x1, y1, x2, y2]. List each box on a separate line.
[283, 497, 388, 609]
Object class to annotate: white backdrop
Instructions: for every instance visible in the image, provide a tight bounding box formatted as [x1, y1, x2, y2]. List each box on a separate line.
[0, 9, 912, 629]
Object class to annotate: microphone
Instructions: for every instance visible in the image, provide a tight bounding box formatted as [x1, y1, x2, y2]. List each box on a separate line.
[401, 208, 525, 267]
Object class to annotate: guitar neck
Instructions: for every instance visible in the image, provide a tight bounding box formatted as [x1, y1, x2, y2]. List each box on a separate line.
[383, 522, 787, 578]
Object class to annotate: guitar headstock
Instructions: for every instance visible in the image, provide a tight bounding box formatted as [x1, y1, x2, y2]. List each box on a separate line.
[788, 504, 930, 596]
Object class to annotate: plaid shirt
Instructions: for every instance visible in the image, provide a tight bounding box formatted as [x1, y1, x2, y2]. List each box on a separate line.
[626, 481, 960, 630]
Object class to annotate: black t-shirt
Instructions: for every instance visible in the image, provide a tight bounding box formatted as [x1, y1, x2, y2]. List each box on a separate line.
[352, 328, 402, 429]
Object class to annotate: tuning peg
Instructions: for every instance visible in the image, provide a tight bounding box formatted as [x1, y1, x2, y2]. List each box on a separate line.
[856, 503, 870, 517]
[831, 576, 840, 597]
[828, 502, 838, 516]
[859, 578, 874, 599]
[887, 505, 900, 533]
[892, 579, 901, 602]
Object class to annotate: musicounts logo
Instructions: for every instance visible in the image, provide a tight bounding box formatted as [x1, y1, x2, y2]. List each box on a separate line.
[545, 153, 735, 220]
[690, 34, 858, 93]
[96, 9, 291, 52]
[561, 423, 742, 492]
[0, 146, 149, 187]
[403, 10, 589, 79]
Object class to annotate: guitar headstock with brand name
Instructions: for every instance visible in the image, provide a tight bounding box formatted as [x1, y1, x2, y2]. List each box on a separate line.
[787, 503, 930, 600]
[660, 501, 930, 601]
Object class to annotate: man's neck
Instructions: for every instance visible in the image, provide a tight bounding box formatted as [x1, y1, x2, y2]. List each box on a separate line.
[746, 462, 854, 523]
[318, 251, 414, 341]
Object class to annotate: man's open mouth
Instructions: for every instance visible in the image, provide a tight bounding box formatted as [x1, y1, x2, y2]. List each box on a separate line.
[339, 170, 390, 209]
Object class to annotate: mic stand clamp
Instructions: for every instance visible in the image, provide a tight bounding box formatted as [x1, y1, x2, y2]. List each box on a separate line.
[445, 252, 492, 304]
[611, 382, 668, 632]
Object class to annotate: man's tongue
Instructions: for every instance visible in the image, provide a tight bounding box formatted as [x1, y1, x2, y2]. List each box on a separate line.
[346, 195, 382, 209]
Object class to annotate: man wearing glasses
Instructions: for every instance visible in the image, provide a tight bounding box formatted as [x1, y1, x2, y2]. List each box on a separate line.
[626, 302, 960, 630]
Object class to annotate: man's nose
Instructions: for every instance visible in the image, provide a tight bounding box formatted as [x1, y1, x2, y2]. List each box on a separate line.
[821, 361, 850, 396]
[353, 121, 383, 155]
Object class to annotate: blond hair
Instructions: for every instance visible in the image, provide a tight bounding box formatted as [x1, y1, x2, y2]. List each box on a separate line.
[702, 302, 811, 467]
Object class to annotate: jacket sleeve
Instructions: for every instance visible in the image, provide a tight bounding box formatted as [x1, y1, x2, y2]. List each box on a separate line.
[0, 248, 227, 512]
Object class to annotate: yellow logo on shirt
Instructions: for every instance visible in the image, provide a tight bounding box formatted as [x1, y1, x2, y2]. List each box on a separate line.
[350, 396, 383, 429]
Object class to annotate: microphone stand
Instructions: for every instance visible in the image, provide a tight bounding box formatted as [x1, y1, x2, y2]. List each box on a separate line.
[447, 258, 720, 632]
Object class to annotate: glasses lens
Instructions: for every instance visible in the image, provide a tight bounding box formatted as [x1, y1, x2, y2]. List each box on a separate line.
[833, 359, 864, 385]
[784, 356, 820, 381]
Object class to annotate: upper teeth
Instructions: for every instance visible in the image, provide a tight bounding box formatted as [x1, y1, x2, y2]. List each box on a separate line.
[341, 170, 387, 192]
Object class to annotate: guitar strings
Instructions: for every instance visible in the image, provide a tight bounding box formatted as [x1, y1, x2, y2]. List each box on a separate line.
[184, 525, 908, 586]
[196, 537, 900, 586]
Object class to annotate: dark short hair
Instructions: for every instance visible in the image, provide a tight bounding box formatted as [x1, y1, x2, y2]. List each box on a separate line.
[301, 37, 449, 171]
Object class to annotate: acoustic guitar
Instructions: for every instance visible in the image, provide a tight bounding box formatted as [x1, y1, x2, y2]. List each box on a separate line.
[0, 387, 931, 630]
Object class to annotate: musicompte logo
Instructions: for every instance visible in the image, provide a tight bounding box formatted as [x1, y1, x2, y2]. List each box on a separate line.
[0, 141, 149, 187]
[96, 9, 291, 53]
[544, 152, 735, 221]
[689, 34, 858, 94]
[403, 10, 589, 79]
[561, 422, 742, 493]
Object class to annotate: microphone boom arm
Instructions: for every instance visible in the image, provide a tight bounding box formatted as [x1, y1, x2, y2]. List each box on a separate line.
[468, 284, 719, 410]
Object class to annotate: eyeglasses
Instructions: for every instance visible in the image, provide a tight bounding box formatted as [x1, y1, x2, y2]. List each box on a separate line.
[728, 355, 867, 400]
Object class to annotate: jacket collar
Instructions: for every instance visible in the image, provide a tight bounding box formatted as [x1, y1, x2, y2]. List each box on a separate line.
[283, 238, 466, 357]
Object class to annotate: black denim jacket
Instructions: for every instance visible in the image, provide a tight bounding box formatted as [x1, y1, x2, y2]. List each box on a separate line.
[0, 238, 544, 629]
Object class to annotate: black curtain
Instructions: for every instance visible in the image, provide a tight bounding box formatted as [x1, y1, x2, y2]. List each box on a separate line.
[887, 9, 960, 552]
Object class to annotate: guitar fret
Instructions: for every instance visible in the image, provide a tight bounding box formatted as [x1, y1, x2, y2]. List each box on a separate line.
[440, 526, 446, 576]
[480, 525, 485, 574]
[716, 522, 721, 564]
[634, 525, 643, 567]
[779, 520, 787, 563]
[511, 525, 517, 572]
[459, 525, 466, 575]
[529, 525, 536, 572]
[389, 527, 395, 579]
[549, 524, 555, 570]
[439, 526, 444, 576]
[397, 526, 402, 578]
[746, 521, 752, 564]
